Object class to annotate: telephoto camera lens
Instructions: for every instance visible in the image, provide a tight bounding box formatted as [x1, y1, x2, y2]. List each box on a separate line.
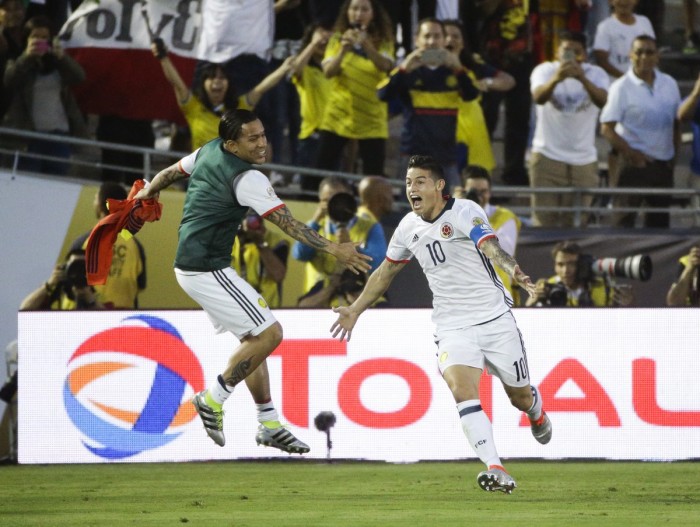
[327, 192, 357, 225]
[592, 255, 652, 282]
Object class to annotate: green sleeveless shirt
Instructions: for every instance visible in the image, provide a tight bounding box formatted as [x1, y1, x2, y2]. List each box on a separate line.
[175, 139, 251, 271]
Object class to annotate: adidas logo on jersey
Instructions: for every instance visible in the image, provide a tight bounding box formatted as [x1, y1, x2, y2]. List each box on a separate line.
[412, 234, 419, 243]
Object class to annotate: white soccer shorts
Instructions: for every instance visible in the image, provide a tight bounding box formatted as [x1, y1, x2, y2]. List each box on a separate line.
[175, 267, 277, 339]
[434, 311, 530, 387]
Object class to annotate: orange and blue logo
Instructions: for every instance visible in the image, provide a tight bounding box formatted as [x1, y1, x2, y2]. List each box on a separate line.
[63, 315, 204, 459]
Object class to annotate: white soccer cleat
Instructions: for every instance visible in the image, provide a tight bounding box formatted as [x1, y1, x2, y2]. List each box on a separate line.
[477, 466, 517, 494]
[255, 424, 310, 454]
[192, 390, 225, 447]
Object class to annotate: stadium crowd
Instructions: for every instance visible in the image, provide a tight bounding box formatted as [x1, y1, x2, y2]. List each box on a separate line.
[1, 2, 697, 216]
[2, 0, 699, 310]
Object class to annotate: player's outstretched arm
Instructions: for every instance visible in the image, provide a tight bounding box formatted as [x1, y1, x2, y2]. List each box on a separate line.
[480, 238, 537, 298]
[267, 206, 372, 274]
[134, 162, 188, 200]
[331, 259, 403, 341]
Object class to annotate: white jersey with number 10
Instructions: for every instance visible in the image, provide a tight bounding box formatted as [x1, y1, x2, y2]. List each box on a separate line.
[386, 198, 513, 330]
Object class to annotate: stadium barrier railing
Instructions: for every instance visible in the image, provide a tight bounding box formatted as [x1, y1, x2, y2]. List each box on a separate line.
[2, 126, 699, 227]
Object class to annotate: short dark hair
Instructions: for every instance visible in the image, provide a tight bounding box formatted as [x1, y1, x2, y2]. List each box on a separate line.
[219, 109, 259, 141]
[97, 182, 127, 215]
[319, 176, 352, 194]
[633, 34, 657, 47]
[559, 30, 586, 48]
[407, 155, 444, 180]
[552, 241, 582, 259]
[24, 15, 52, 38]
[463, 165, 491, 186]
[416, 17, 445, 35]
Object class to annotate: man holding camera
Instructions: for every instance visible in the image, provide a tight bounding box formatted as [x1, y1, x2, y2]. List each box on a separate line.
[293, 176, 386, 306]
[231, 212, 289, 308]
[529, 31, 609, 228]
[526, 241, 634, 307]
[20, 249, 103, 311]
[377, 17, 478, 190]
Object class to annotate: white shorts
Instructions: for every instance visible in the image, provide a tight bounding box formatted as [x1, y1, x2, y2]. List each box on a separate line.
[434, 311, 530, 387]
[175, 267, 277, 339]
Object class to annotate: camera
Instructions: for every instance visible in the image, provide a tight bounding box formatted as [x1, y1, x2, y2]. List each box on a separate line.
[422, 48, 447, 66]
[576, 254, 652, 284]
[542, 282, 568, 307]
[465, 188, 481, 204]
[244, 213, 262, 231]
[61, 255, 88, 290]
[35, 39, 51, 53]
[335, 269, 366, 297]
[327, 192, 357, 226]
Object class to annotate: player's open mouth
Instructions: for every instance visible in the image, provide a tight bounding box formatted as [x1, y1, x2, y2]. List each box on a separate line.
[410, 196, 422, 208]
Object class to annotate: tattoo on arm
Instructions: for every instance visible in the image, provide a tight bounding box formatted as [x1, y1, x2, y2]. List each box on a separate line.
[268, 206, 331, 251]
[483, 238, 517, 276]
[150, 164, 186, 192]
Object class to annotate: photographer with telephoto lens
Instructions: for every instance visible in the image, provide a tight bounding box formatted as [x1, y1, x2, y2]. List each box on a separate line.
[525, 241, 650, 307]
[19, 249, 103, 311]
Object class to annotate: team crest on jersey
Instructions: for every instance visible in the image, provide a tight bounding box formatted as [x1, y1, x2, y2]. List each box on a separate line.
[440, 222, 453, 239]
[258, 297, 268, 309]
[446, 75, 457, 88]
[472, 217, 484, 227]
[266, 186, 277, 199]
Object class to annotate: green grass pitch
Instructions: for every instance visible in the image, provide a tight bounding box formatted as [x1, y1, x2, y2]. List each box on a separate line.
[2, 460, 698, 526]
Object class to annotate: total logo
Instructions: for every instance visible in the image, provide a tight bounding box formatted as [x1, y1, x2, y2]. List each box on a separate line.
[63, 315, 204, 459]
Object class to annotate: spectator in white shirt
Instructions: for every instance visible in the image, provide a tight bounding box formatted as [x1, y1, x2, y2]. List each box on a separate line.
[529, 31, 609, 227]
[599, 35, 681, 228]
[593, 0, 655, 82]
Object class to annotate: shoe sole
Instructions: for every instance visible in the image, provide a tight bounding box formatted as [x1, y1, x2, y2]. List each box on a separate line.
[477, 473, 515, 494]
[255, 436, 310, 454]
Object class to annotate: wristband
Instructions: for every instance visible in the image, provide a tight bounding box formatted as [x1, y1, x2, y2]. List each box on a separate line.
[153, 37, 167, 59]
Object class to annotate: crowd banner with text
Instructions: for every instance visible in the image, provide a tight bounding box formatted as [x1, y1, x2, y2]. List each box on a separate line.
[59, 0, 202, 122]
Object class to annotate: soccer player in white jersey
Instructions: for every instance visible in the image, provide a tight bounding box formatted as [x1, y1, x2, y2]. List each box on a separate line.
[331, 155, 552, 493]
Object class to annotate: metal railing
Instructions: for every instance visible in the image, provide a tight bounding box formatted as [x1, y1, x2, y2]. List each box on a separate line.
[2, 126, 700, 227]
